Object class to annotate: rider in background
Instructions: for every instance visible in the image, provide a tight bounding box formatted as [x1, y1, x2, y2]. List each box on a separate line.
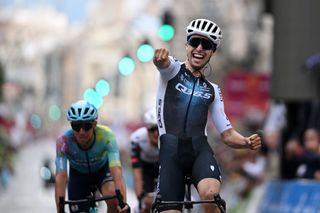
[153, 18, 262, 213]
[130, 108, 159, 213]
[55, 100, 128, 213]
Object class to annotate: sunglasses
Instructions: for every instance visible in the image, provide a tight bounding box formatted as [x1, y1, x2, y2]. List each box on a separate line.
[147, 126, 158, 132]
[71, 122, 94, 132]
[187, 37, 216, 50]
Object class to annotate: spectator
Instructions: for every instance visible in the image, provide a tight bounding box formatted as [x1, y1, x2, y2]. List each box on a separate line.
[295, 128, 320, 179]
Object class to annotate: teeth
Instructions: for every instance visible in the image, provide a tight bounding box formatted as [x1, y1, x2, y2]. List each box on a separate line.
[193, 53, 204, 59]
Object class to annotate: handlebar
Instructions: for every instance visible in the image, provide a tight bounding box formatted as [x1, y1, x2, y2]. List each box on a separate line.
[59, 189, 130, 213]
[151, 194, 226, 213]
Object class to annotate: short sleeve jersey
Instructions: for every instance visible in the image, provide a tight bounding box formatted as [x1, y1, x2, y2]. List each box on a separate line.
[55, 124, 121, 174]
[130, 127, 159, 168]
[156, 56, 232, 137]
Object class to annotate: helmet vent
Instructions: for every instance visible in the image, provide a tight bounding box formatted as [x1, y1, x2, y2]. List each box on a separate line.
[201, 21, 207, 30]
[207, 22, 214, 31]
[196, 21, 201, 28]
[211, 35, 217, 40]
[84, 107, 89, 115]
[191, 20, 196, 27]
[71, 108, 76, 115]
[213, 26, 218, 33]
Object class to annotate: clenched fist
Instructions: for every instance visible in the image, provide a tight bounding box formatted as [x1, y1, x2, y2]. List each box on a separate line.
[153, 48, 170, 69]
[245, 134, 262, 150]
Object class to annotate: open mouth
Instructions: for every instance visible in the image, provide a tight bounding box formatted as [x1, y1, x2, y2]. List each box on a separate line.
[192, 53, 205, 59]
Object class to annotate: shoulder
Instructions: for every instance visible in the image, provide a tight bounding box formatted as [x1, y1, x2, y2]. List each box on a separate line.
[56, 132, 72, 151]
[57, 129, 73, 141]
[158, 56, 182, 79]
[208, 82, 224, 101]
[96, 124, 113, 132]
[130, 127, 148, 142]
[208, 81, 219, 90]
[96, 124, 116, 140]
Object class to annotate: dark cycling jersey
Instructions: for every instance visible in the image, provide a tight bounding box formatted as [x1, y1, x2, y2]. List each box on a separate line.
[155, 57, 231, 211]
[130, 127, 159, 193]
[55, 124, 121, 174]
[156, 56, 231, 137]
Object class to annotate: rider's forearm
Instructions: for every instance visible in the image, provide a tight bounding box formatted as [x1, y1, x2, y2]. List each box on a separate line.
[221, 128, 249, 149]
[55, 172, 67, 212]
[110, 166, 127, 202]
[133, 168, 143, 197]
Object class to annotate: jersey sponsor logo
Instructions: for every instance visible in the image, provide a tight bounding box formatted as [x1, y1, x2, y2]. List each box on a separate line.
[202, 82, 207, 88]
[175, 83, 212, 99]
[157, 99, 163, 128]
[179, 74, 194, 87]
[217, 87, 224, 102]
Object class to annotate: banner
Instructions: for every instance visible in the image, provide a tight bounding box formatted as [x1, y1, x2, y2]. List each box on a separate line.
[259, 180, 320, 213]
[223, 71, 270, 121]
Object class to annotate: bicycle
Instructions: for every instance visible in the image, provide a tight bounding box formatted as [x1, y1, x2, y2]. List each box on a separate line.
[59, 189, 131, 213]
[151, 174, 226, 213]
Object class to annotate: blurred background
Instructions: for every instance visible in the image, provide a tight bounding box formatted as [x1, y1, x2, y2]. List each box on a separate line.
[0, 0, 320, 212]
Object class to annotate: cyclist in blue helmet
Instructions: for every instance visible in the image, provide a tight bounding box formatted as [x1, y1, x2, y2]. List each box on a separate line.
[152, 18, 262, 213]
[55, 100, 129, 213]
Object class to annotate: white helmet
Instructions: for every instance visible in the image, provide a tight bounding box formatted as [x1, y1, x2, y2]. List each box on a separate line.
[143, 108, 157, 126]
[186, 18, 222, 48]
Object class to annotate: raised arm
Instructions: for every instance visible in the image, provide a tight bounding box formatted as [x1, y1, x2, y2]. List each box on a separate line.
[153, 48, 170, 69]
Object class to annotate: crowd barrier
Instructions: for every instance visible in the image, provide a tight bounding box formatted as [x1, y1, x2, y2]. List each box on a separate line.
[258, 180, 320, 213]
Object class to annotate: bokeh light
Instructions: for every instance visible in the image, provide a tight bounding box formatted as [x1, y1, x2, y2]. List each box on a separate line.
[48, 105, 61, 121]
[118, 56, 135, 76]
[30, 113, 42, 129]
[95, 79, 110, 96]
[84, 88, 103, 109]
[137, 43, 154, 63]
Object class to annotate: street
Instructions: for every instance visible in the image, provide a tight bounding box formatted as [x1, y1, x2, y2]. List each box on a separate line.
[0, 137, 137, 213]
[0, 138, 56, 213]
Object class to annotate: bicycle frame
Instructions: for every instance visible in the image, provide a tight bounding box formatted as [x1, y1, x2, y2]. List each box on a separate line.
[151, 175, 226, 213]
[59, 189, 130, 213]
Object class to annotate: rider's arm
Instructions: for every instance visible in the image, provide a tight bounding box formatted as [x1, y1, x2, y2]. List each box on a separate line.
[221, 128, 261, 150]
[209, 84, 261, 150]
[132, 168, 143, 198]
[130, 140, 143, 198]
[153, 48, 180, 80]
[109, 166, 127, 202]
[153, 48, 171, 69]
[55, 171, 67, 213]
[106, 131, 127, 203]
[221, 128, 250, 149]
[55, 136, 68, 213]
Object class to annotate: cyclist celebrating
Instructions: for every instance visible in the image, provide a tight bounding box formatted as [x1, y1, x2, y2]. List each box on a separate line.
[55, 100, 128, 213]
[130, 108, 159, 213]
[153, 18, 261, 213]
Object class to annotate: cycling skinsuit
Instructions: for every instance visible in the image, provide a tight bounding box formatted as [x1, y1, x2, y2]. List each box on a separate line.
[130, 127, 159, 193]
[55, 124, 121, 212]
[156, 57, 232, 211]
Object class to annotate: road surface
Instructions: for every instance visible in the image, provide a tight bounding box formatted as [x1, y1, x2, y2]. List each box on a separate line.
[0, 137, 137, 213]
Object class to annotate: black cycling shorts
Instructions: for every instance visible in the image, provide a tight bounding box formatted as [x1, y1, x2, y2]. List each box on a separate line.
[156, 134, 221, 212]
[68, 164, 112, 213]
